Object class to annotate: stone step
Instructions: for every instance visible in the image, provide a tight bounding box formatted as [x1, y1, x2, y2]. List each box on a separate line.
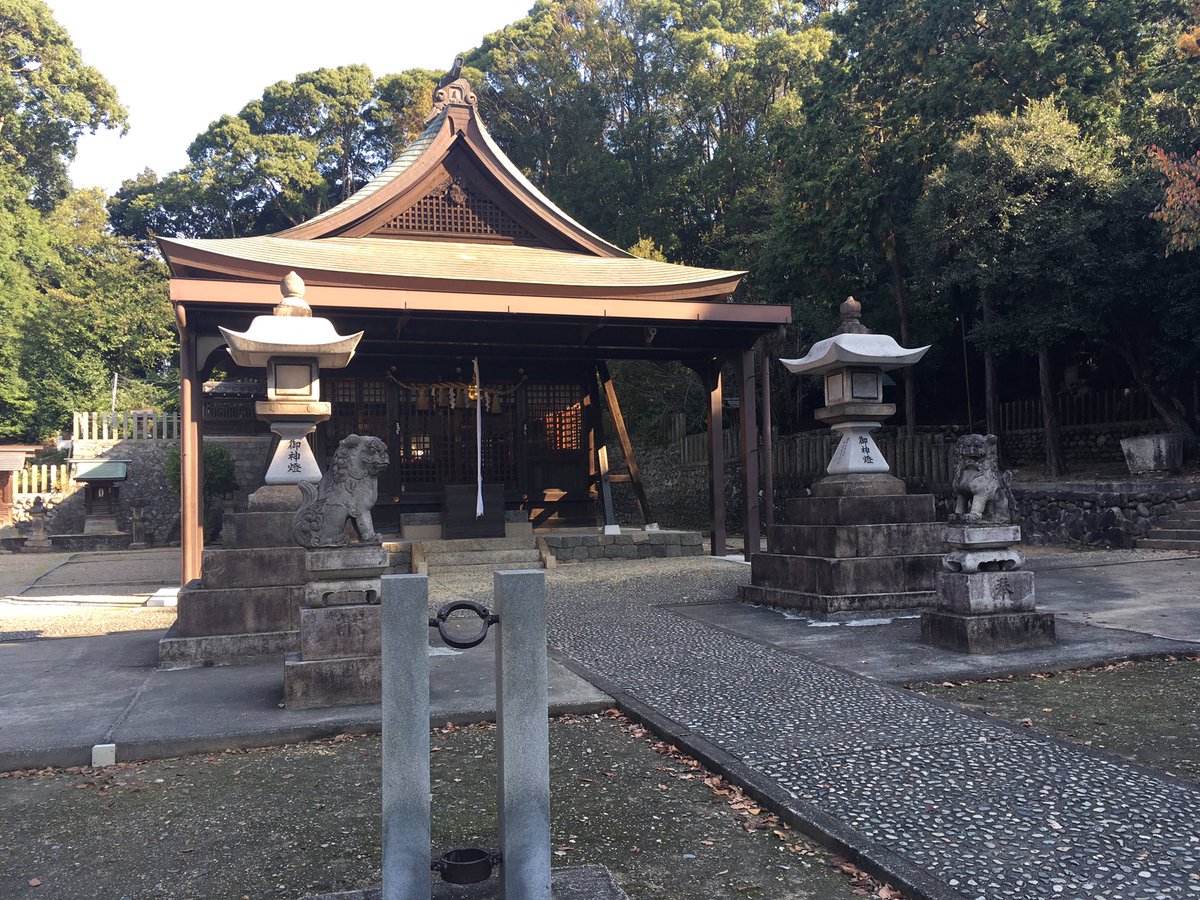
[1145, 528, 1200, 541]
[427, 554, 544, 574]
[425, 548, 541, 566]
[1148, 517, 1200, 530]
[738, 583, 936, 617]
[749, 551, 942, 598]
[1137, 538, 1200, 552]
[419, 536, 536, 554]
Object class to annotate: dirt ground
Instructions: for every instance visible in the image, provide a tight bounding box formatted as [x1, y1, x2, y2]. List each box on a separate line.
[913, 655, 1200, 784]
[0, 713, 903, 900]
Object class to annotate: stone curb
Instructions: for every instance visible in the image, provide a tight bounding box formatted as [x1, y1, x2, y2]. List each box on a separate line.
[548, 648, 971, 900]
[0, 698, 613, 773]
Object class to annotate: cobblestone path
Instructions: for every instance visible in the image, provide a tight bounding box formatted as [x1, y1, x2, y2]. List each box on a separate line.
[545, 559, 1200, 900]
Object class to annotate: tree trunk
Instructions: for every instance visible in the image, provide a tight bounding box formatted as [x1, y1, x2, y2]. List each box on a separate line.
[981, 288, 999, 436]
[1112, 345, 1197, 440]
[1038, 345, 1066, 476]
[887, 244, 916, 436]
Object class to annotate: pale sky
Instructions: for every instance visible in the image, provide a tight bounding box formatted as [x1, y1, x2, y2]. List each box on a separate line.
[49, 0, 535, 195]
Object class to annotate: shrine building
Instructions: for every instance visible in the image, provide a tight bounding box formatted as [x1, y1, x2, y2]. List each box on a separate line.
[160, 76, 791, 584]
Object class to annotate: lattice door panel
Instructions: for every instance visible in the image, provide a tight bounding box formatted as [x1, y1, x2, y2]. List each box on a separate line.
[525, 382, 586, 491]
[327, 378, 388, 457]
[393, 383, 517, 488]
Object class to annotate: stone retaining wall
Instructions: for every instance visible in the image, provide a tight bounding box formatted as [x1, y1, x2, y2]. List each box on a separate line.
[12, 435, 273, 546]
[543, 530, 704, 562]
[1012, 481, 1200, 546]
[1000, 421, 1166, 466]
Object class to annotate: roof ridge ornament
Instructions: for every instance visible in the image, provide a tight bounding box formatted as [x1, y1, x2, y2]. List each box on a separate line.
[274, 271, 312, 318]
[428, 56, 477, 122]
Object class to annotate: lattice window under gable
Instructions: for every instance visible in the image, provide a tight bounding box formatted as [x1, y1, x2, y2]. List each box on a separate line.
[373, 175, 533, 241]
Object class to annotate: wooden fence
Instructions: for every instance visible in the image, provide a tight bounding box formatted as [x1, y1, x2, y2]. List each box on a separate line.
[13, 464, 75, 496]
[681, 428, 954, 485]
[73, 410, 181, 441]
[999, 388, 1156, 431]
[680, 428, 740, 467]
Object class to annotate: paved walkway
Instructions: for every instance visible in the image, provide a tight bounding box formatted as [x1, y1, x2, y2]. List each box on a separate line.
[4, 549, 1200, 898]
[538, 557, 1200, 900]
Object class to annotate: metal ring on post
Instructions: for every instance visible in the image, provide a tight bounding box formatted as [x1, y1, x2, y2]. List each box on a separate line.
[428, 600, 498, 650]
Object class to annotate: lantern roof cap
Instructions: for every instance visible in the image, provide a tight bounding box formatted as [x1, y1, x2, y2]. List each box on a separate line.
[218, 272, 363, 368]
[781, 297, 929, 375]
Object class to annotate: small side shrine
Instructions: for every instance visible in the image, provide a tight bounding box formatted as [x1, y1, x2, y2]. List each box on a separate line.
[69, 458, 132, 535]
[160, 72, 791, 585]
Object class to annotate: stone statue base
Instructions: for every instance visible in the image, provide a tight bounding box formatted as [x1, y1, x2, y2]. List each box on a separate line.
[739, 490, 943, 617]
[283, 545, 391, 710]
[921, 525, 1056, 653]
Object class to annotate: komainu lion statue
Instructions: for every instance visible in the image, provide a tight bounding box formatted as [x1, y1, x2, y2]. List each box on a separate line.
[292, 434, 390, 548]
[950, 433, 1014, 524]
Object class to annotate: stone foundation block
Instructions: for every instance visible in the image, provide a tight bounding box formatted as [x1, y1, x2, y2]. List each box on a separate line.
[158, 627, 298, 669]
[750, 551, 942, 597]
[771, 522, 945, 559]
[936, 571, 1036, 614]
[221, 511, 296, 549]
[921, 610, 1056, 654]
[305, 545, 390, 579]
[786, 494, 936, 527]
[283, 654, 380, 709]
[201, 546, 306, 589]
[175, 583, 302, 637]
[303, 576, 381, 607]
[739, 583, 936, 617]
[945, 524, 1021, 549]
[298, 605, 381, 660]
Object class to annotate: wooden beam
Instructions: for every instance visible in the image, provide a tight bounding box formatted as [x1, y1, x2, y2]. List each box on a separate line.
[176, 304, 204, 586]
[760, 344, 776, 553]
[597, 362, 654, 527]
[588, 377, 617, 529]
[739, 348, 761, 562]
[168, 278, 791, 325]
[704, 360, 726, 557]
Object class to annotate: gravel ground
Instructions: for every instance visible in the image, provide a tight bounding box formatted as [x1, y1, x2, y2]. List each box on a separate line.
[0, 600, 176, 640]
[913, 656, 1200, 784]
[0, 714, 901, 900]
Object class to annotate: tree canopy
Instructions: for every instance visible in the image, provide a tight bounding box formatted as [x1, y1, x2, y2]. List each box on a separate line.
[5, 0, 1200, 454]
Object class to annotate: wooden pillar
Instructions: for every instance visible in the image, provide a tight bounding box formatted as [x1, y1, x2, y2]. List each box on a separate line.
[176, 304, 204, 586]
[759, 346, 775, 553]
[704, 360, 726, 557]
[586, 376, 616, 530]
[739, 348, 760, 561]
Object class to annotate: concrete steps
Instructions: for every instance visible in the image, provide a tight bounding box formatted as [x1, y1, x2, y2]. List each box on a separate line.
[1139, 501, 1200, 551]
[413, 536, 546, 573]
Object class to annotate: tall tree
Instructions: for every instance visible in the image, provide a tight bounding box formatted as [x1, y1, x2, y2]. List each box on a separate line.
[0, 0, 126, 207]
[915, 100, 1119, 474]
[108, 66, 440, 240]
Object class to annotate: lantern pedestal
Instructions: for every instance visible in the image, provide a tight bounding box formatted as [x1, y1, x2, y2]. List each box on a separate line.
[741, 297, 942, 618]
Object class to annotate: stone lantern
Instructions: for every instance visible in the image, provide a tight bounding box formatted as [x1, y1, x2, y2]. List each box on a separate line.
[781, 297, 929, 494]
[219, 272, 362, 485]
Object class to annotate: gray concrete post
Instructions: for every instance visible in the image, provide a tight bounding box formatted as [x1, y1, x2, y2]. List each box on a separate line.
[381, 574, 431, 900]
[494, 569, 551, 899]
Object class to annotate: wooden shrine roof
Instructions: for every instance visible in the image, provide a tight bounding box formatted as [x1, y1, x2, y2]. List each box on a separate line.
[160, 75, 788, 331]
[158, 236, 744, 298]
